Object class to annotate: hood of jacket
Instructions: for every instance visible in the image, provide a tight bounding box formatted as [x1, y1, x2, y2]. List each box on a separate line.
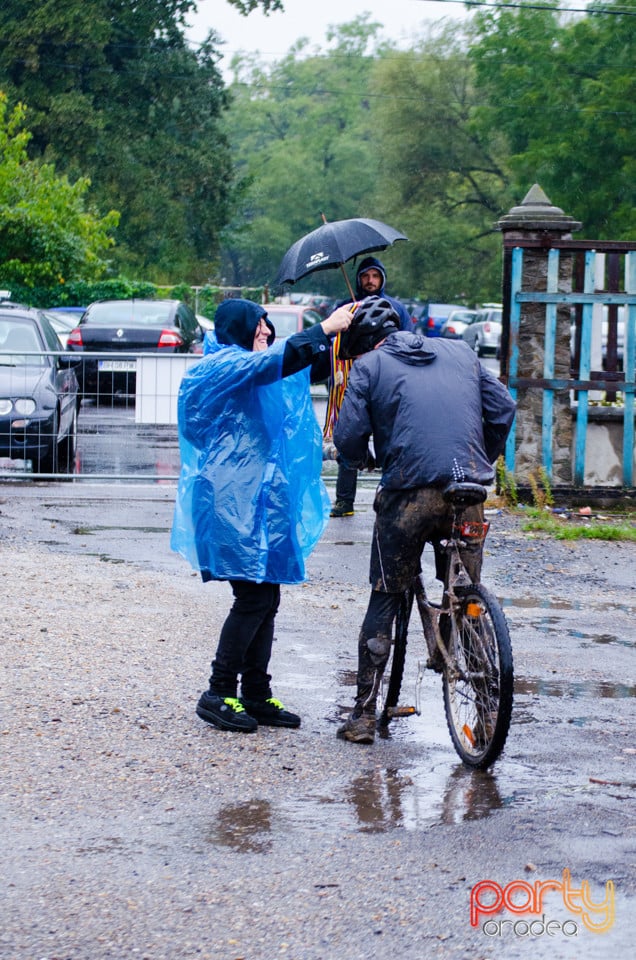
[379, 329, 437, 366]
[355, 256, 387, 299]
[214, 298, 275, 350]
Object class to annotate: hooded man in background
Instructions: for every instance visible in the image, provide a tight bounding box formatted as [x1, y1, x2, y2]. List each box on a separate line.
[328, 256, 413, 518]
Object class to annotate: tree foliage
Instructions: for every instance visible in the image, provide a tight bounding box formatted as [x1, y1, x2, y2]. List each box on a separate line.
[0, 93, 118, 288]
[0, 0, 233, 281]
[227, 0, 283, 12]
[469, 0, 636, 238]
[369, 24, 513, 303]
[220, 18, 390, 292]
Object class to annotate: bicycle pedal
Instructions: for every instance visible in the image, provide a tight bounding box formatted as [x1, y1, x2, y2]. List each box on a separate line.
[387, 705, 417, 718]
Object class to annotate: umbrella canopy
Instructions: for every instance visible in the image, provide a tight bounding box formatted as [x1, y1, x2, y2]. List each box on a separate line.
[274, 217, 408, 289]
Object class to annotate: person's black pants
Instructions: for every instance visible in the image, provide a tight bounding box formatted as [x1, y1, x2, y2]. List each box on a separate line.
[335, 458, 358, 505]
[209, 580, 280, 701]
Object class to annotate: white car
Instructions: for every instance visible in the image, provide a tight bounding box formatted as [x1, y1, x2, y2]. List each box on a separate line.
[461, 307, 502, 357]
[440, 309, 478, 340]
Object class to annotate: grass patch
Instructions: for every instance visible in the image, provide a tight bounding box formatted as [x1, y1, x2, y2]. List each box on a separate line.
[520, 509, 636, 541]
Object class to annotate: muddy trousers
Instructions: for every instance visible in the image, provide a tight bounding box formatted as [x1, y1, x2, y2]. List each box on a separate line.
[354, 589, 404, 715]
[209, 580, 281, 701]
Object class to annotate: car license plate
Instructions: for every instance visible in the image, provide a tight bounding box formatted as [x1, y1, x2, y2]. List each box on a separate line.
[98, 359, 137, 372]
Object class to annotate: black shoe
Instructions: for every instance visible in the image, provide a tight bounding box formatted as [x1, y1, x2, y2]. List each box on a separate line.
[196, 692, 258, 732]
[240, 696, 301, 728]
[330, 500, 354, 518]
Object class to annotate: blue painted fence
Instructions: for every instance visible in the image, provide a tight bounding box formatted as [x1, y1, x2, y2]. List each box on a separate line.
[503, 243, 636, 487]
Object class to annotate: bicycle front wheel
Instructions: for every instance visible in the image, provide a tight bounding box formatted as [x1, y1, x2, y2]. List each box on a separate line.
[442, 583, 513, 769]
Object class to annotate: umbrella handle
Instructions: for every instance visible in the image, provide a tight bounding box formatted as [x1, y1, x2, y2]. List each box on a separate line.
[321, 212, 356, 301]
[340, 265, 356, 301]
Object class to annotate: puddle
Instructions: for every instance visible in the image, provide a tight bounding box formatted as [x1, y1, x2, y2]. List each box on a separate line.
[207, 760, 511, 850]
[68, 524, 170, 535]
[208, 799, 273, 853]
[503, 596, 634, 616]
[501, 596, 634, 647]
[515, 677, 636, 699]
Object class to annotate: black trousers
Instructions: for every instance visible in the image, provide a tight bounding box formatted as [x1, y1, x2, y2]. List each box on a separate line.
[335, 459, 358, 505]
[354, 486, 485, 714]
[209, 580, 281, 701]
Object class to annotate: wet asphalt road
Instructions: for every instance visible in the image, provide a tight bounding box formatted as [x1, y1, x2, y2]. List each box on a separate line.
[1, 480, 635, 959]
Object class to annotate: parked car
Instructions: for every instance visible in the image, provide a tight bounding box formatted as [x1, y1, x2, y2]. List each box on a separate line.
[0, 302, 80, 473]
[414, 303, 466, 337]
[43, 309, 84, 348]
[440, 309, 479, 340]
[262, 303, 323, 338]
[67, 299, 203, 400]
[461, 306, 503, 356]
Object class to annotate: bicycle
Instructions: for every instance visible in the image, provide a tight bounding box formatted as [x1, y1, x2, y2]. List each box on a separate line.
[378, 481, 514, 769]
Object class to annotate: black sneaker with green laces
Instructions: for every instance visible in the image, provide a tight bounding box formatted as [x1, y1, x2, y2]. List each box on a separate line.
[196, 692, 258, 732]
[239, 697, 301, 728]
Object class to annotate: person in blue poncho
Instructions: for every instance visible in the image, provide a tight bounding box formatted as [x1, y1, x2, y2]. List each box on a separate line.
[171, 297, 353, 733]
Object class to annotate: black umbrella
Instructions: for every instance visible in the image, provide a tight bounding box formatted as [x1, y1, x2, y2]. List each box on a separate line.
[274, 216, 408, 299]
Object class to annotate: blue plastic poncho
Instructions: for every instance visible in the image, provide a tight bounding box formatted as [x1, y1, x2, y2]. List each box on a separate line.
[171, 321, 330, 585]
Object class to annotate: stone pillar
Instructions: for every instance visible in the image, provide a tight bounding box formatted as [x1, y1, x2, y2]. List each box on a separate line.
[498, 185, 582, 484]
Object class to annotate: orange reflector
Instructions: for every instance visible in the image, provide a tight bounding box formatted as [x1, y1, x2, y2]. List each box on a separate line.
[465, 602, 483, 617]
[463, 724, 476, 746]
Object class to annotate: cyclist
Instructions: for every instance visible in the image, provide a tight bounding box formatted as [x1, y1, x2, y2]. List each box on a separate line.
[333, 296, 516, 744]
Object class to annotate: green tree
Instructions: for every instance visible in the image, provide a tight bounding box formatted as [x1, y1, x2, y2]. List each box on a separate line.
[0, 94, 118, 289]
[220, 18, 389, 291]
[0, 0, 233, 281]
[227, 0, 283, 11]
[370, 24, 513, 303]
[470, 0, 636, 238]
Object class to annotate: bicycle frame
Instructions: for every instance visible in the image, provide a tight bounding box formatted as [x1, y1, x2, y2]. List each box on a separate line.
[413, 509, 490, 678]
[380, 482, 513, 767]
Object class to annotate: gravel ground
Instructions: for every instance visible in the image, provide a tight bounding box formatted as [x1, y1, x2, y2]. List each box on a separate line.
[1, 483, 635, 960]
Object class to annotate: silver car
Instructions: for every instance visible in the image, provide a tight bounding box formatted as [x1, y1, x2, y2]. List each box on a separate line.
[461, 307, 502, 357]
[440, 309, 478, 340]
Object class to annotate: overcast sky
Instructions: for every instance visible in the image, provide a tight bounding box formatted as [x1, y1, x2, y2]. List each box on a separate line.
[186, 0, 470, 75]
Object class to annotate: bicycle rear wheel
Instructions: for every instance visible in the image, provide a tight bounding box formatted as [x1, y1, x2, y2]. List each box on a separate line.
[442, 583, 513, 769]
[378, 589, 413, 727]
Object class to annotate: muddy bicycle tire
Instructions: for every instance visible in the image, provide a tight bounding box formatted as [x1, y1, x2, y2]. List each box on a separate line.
[378, 589, 413, 726]
[442, 583, 513, 769]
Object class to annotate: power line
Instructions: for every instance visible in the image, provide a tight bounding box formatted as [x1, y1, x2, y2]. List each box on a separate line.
[415, 0, 636, 15]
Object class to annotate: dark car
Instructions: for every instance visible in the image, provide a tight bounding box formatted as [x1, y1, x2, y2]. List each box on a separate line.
[414, 302, 466, 337]
[0, 303, 80, 474]
[67, 299, 203, 401]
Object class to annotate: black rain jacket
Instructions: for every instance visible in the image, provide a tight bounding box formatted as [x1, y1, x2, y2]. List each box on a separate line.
[333, 331, 516, 490]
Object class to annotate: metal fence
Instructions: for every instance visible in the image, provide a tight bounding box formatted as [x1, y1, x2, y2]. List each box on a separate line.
[0, 350, 335, 483]
[501, 241, 636, 490]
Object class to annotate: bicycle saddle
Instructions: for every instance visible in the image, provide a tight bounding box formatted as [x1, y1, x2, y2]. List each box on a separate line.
[442, 482, 488, 507]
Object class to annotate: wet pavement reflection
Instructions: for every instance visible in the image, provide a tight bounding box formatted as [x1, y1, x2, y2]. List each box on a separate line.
[207, 758, 510, 850]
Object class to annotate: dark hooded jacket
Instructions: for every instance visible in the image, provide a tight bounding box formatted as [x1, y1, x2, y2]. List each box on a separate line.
[354, 256, 412, 332]
[333, 330, 516, 490]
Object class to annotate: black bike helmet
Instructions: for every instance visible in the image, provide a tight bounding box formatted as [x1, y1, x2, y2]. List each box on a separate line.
[338, 296, 399, 360]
